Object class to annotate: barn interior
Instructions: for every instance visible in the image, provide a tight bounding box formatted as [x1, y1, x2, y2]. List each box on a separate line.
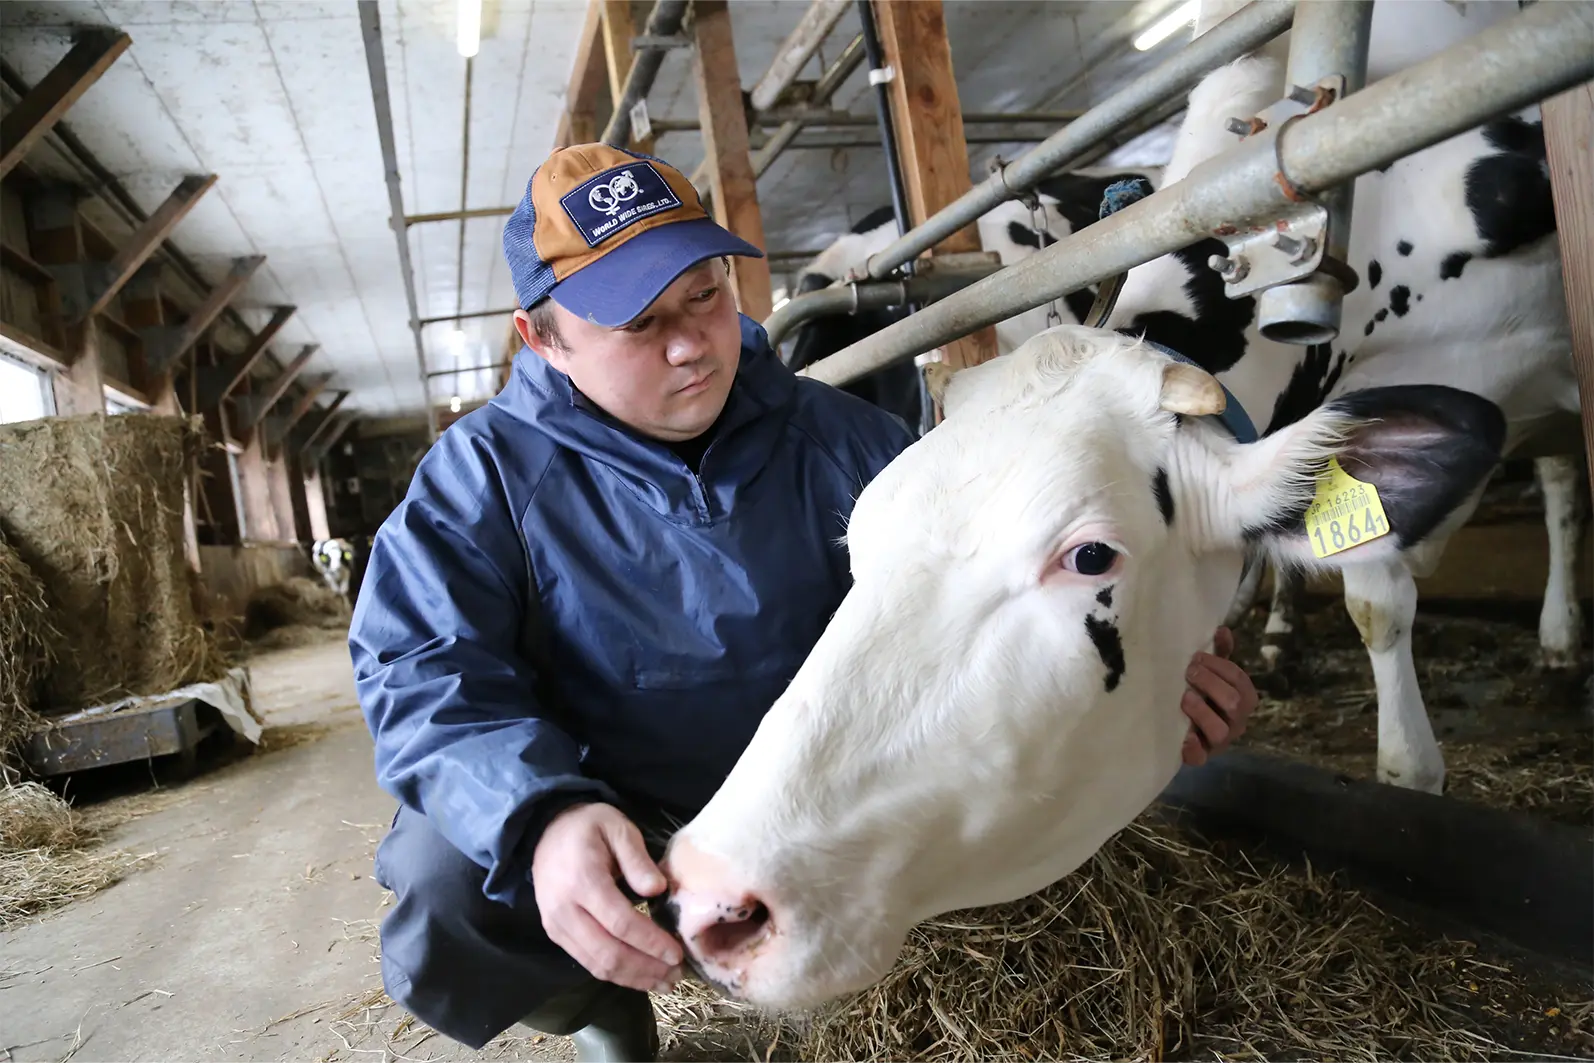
[1, 1, 1591, 1060]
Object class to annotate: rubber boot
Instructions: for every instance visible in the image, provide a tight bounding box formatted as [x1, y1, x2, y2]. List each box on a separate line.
[520, 981, 659, 1063]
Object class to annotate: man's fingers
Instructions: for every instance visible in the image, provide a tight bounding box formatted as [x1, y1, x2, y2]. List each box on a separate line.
[1212, 626, 1235, 659]
[1193, 651, 1250, 694]
[1186, 661, 1241, 716]
[1181, 728, 1208, 767]
[602, 817, 668, 899]
[558, 904, 678, 991]
[582, 875, 684, 967]
[1181, 689, 1230, 750]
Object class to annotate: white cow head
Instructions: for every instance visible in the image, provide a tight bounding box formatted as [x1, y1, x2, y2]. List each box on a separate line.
[658, 325, 1503, 1011]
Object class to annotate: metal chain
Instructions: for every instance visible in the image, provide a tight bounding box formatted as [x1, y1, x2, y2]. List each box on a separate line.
[1024, 196, 1065, 327]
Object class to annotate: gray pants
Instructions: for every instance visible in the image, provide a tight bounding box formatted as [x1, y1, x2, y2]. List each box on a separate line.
[373, 804, 631, 1049]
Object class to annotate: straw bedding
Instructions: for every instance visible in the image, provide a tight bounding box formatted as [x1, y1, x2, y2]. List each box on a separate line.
[242, 575, 351, 649]
[0, 780, 148, 928]
[0, 529, 55, 766]
[653, 814, 1590, 1062]
[0, 413, 227, 713]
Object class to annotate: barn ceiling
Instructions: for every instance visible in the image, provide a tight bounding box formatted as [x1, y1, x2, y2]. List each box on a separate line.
[0, 0, 1187, 422]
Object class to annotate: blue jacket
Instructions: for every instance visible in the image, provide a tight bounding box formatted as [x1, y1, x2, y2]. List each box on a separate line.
[349, 315, 914, 905]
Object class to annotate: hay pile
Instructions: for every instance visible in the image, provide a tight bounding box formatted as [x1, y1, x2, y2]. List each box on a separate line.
[0, 413, 226, 711]
[660, 815, 1581, 1062]
[243, 576, 351, 649]
[0, 529, 55, 764]
[0, 780, 147, 927]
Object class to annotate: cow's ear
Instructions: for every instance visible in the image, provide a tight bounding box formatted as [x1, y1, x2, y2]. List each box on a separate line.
[1233, 385, 1505, 566]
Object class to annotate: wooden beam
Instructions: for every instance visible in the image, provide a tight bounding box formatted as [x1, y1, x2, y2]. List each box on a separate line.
[25, 185, 104, 412]
[693, 0, 773, 323]
[0, 30, 131, 180]
[872, 0, 999, 373]
[268, 372, 332, 448]
[203, 304, 296, 407]
[1542, 81, 1594, 498]
[307, 412, 356, 465]
[237, 343, 316, 431]
[121, 263, 182, 413]
[81, 174, 217, 321]
[559, 0, 611, 148]
[0, 319, 69, 373]
[600, 0, 653, 152]
[299, 391, 350, 453]
[145, 254, 264, 372]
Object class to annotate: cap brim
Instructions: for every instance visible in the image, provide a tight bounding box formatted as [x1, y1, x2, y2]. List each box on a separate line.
[548, 217, 765, 328]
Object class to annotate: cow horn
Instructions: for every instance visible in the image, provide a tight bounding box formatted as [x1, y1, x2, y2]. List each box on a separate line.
[1159, 360, 1227, 416]
[923, 360, 959, 407]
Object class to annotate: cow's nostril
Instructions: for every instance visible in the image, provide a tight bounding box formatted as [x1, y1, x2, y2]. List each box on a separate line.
[695, 899, 771, 958]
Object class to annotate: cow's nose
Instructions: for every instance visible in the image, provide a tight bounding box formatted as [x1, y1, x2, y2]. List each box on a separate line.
[658, 840, 775, 972]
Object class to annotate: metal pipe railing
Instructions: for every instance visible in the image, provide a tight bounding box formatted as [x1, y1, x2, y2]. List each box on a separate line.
[799, 0, 1594, 388]
[861, 0, 1300, 280]
[764, 260, 1004, 348]
[601, 0, 690, 147]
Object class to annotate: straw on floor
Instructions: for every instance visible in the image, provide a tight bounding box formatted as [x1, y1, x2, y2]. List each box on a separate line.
[0, 780, 150, 928]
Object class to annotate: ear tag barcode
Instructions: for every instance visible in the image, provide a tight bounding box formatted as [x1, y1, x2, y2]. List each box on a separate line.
[1304, 456, 1391, 559]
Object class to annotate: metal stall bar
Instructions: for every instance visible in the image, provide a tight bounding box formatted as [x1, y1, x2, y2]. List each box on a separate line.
[1254, 0, 1373, 345]
[601, 0, 691, 147]
[358, 0, 436, 442]
[764, 258, 1003, 348]
[860, 0, 1299, 280]
[800, 0, 1594, 388]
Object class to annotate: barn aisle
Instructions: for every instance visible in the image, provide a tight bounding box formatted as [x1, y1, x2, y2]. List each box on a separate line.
[0, 638, 570, 1063]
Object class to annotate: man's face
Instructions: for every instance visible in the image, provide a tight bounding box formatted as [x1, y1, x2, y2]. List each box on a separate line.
[519, 260, 743, 442]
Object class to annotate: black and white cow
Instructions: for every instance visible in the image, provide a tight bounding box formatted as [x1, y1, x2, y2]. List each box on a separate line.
[312, 537, 355, 602]
[1103, 0, 1587, 793]
[782, 170, 1160, 430]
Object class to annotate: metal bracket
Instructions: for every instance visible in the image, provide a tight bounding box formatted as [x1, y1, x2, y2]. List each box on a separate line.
[867, 65, 895, 86]
[1208, 200, 1330, 299]
[913, 250, 1002, 275]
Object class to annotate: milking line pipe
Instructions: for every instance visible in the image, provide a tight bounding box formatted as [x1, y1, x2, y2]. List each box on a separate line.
[762, 259, 1005, 349]
[860, 0, 1301, 281]
[798, 0, 1594, 389]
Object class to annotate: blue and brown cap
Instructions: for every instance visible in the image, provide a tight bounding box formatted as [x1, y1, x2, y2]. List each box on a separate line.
[502, 144, 764, 328]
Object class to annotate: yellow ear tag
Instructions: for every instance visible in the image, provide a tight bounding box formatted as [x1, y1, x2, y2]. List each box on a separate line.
[1304, 456, 1391, 559]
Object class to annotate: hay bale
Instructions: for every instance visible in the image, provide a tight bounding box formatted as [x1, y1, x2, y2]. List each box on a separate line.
[0, 780, 147, 927]
[0, 529, 55, 763]
[0, 413, 225, 712]
[664, 816, 1536, 1062]
[243, 576, 349, 639]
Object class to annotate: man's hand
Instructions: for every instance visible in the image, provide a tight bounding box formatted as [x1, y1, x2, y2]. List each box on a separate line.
[532, 802, 685, 994]
[1180, 626, 1259, 766]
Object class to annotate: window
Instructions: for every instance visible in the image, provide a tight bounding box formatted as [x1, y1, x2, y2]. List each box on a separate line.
[0, 353, 52, 424]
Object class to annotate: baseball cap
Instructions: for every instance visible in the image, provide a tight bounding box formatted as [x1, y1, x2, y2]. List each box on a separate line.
[502, 143, 765, 328]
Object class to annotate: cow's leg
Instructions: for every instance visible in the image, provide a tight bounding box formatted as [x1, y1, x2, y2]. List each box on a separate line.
[1260, 566, 1303, 674]
[1224, 550, 1266, 629]
[1535, 455, 1586, 669]
[1342, 556, 1444, 793]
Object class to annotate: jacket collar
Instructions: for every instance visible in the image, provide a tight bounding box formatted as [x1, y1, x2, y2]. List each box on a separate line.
[497, 314, 797, 524]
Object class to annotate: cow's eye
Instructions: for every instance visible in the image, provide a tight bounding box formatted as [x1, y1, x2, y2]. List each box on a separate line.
[1065, 542, 1118, 576]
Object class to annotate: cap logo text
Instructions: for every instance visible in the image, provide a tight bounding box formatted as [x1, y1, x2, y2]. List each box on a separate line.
[560, 161, 683, 248]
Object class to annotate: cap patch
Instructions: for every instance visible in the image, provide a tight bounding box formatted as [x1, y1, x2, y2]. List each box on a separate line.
[560, 161, 684, 249]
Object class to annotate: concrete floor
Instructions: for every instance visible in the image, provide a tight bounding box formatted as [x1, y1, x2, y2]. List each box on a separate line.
[0, 638, 573, 1063]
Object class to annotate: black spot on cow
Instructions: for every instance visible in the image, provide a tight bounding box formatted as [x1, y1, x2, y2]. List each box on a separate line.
[851, 204, 898, 234]
[1084, 615, 1126, 693]
[1096, 586, 1114, 608]
[1114, 238, 1256, 375]
[1389, 286, 1411, 317]
[1396, 240, 1413, 257]
[1364, 319, 1376, 337]
[1367, 259, 1382, 289]
[1375, 308, 1389, 323]
[1466, 117, 1556, 258]
[1034, 172, 1156, 233]
[1153, 467, 1174, 525]
[1263, 343, 1337, 435]
[787, 267, 919, 427]
[1440, 251, 1472, 280]
[1005, 220, 1055, 251]
[1417, 294, 1423, 302]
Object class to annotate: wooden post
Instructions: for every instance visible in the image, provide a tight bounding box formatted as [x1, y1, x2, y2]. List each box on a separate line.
[692, 0, 773, 323]
[1542, 82, 1594, 498]
[601, 0, 653, 153]
[121, 263, 181, 414]
[25, 185, 104, 414]
[0, 30, 131, 179]
[872, 0, 999, 372]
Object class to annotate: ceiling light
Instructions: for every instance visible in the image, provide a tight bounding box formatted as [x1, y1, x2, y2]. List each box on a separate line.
[1133, 0, 1198, 51]
[457, 0, 482, 58]
[449, 395, 462, 413]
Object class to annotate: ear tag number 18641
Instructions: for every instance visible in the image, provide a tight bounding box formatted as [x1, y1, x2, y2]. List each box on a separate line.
[1304, 456, 1391, 559]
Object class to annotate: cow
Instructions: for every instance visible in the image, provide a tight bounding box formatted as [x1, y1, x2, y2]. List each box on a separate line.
[311, 537, 355, 602]
[656, 325, 1507, 1011]
[782, 169, 1160, 431]
[1101, 1, 1586, 794]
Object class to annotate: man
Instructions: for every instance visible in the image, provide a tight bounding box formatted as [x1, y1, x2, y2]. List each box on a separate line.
[350, 145, 1259, 1062]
